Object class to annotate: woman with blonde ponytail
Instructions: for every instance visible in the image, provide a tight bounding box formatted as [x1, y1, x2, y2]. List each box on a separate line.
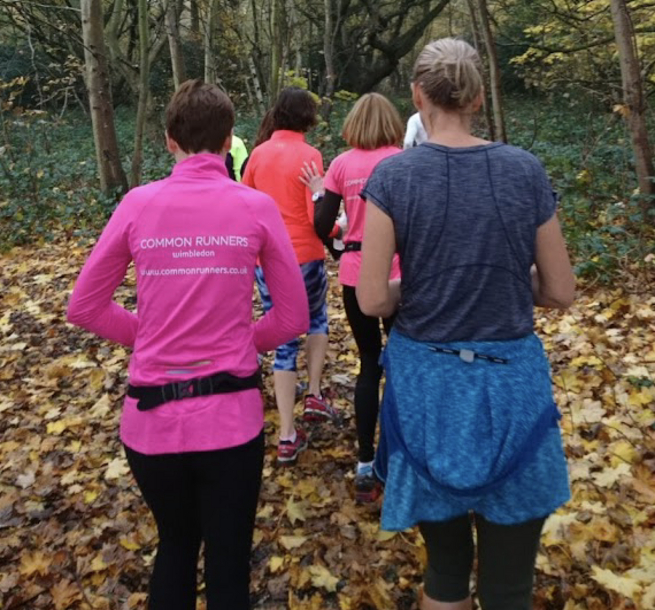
[357, 38, 575, 610]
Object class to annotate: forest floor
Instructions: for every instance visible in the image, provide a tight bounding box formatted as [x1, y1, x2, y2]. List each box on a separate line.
[1, 239, 654, 610]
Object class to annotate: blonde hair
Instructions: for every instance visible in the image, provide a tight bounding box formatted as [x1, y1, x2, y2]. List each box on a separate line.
[413, 38, 483, 111]
[341, 93, 404, 150]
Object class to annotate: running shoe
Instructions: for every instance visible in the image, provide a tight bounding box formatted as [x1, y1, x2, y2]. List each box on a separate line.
[303, 393, 338, 422]
[355, 468, 382, 503]
[276, 428, 308, 464]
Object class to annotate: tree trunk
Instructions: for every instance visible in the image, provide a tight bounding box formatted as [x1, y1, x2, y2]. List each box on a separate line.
[130, 0, 150, 187]
[190, 0, 200, 40]
[269, 0, 280, 101]
[466, 0, 495, 140]
[475, 0, 506, 143]
[165, 0, 186, 89]
[80, 0, 127, 195]
[204, 0, 220, 84]
[610, 0, 654, 210]
[321, 0, 336, 120]
[248, 55, 266, 113]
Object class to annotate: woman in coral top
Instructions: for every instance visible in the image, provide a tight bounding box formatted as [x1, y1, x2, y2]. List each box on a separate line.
[300, 93, 404, 502]
[67, 80, 308, 610]
[243, 87, 337, 465]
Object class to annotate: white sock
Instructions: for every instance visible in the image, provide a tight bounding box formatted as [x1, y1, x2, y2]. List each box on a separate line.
[280, 430, 297, 443]
[357, 461, 374, 475]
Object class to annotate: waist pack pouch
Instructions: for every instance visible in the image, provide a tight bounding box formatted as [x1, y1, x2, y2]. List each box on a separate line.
[375, 331, 560, 497]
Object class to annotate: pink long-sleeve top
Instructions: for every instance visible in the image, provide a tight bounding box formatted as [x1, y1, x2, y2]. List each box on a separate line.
[67, 153, 309, 455]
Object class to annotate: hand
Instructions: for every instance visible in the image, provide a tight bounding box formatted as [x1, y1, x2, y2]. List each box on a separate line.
[299, 161, 324, 195]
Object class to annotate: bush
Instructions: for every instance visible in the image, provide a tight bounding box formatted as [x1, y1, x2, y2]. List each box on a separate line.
[1, 93, 653, 284]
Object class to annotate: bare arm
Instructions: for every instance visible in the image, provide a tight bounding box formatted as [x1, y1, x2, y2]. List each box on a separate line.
[356, 200, 400, 318]
[532, 214, 575, 309]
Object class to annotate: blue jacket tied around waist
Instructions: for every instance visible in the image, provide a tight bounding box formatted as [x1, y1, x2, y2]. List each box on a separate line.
[375, 330, 570, 530]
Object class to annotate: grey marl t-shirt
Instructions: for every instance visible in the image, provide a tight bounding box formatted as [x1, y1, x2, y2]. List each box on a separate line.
[361, 142, 557, 342]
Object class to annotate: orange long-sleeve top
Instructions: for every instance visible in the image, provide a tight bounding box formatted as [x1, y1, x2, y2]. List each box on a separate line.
[242, 130, 325, 264]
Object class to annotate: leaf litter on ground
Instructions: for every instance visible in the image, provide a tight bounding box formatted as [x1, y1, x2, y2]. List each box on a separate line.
[0, 240, 654, 609]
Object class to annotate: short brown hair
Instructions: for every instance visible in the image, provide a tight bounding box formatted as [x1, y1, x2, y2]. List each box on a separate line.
[166, 79, 234, 153]
[272, 87, 317, 132]
[413, 38, 483, 111]
[341, 93, 404, 150]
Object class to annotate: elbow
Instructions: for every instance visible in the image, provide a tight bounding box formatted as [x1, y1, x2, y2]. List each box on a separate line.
[66, 297, 85, 327]
[66, 293, 97, 329]
[540, 280, 576, 310]
[293, 311, 310, 337]
[356, 289, 389, 318]
[282, 307, 310, 342]
[550, 291, 575, 310]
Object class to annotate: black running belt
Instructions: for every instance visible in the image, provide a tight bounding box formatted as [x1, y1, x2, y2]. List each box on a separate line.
[429, 346, 509, 364]
[128, 370, 262, 411]
[344, 241, 362, 252]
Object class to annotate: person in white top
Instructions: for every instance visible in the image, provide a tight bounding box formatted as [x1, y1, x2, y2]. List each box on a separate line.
[403, 112, 428, 149]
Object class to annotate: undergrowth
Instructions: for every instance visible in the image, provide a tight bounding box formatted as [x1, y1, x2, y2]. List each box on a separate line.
[1, 96, 653, 283]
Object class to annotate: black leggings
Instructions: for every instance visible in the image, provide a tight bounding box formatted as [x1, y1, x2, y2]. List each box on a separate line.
[342, 285, 393, 463]
[124, 432, 265, 610]
[419, 513, 545, 609]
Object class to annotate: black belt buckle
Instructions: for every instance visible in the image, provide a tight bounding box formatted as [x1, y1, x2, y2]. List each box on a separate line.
[170, 379, 196, 401]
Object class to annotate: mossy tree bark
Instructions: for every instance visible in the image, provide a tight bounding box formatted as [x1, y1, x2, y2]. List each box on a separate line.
[80, 0, 127, 195]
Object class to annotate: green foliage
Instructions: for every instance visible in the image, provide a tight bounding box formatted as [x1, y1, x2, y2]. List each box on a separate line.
[1, 94, 653, 283]
[505, 95, 654, 281]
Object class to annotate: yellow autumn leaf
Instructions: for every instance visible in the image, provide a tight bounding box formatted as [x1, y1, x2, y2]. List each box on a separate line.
[286, 497, 307, 525]
[84, 490, 98, 504]
[592, 463, 631, 488]
[591, 566, 642, 598]
[610, 439, 640, 465]
[279, 535, 308, 550]
[307, 565, 339, 592]
[19, 551, 50, 576]
[119, 536, 142, 551]
[46, 420, 67, 435]
[553, 369, 583, 393]
[367, 578, 394, 609]
[642, 582, 655, 609]
[570, 355, 603, 368]
[90, 555, 108, 572]
[377, 530, 397, 542]
[89, 393, 111, 417]
[257, 504, 274, 519]
[50, 579, 81, 610]
[105, 457, 130, 480]
[612, 103, 631, 118]
[269, 556, 285, 573]
[628, 387, 655, 407]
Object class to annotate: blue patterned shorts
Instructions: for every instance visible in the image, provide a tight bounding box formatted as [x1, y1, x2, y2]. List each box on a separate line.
[255, 260, 328, 372]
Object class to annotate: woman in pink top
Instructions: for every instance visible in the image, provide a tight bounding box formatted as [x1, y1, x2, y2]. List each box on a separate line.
[67, 80, 308, 610]
[301, 93, 404, 502]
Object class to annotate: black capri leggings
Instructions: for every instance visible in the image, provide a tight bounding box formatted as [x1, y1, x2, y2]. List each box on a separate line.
[419, 513, 545, 610]
[342, 285, 393, 463]
[124, 431, 265, 610]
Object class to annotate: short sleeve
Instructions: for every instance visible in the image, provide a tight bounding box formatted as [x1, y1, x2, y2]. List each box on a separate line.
[534, 161, 558, 226]
[324, 155, 343, 195]
[361, 163, 392, 217]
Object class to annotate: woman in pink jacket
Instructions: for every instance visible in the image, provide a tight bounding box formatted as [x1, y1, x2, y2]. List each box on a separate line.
[67, 80, 308, 610]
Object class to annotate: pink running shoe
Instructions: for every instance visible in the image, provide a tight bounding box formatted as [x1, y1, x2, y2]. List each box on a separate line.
[303, 393, 338, 422]
[277, 428, 308, 464]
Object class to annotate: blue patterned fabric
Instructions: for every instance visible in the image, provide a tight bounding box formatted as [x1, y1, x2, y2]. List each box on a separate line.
[375, 330, 570, 530]
[256, 260, 328, 371]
